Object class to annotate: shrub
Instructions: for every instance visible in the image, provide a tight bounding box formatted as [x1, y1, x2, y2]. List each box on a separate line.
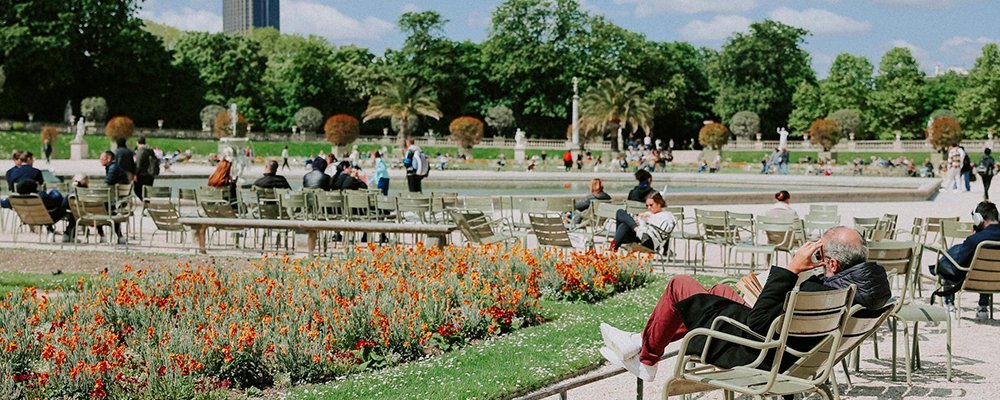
[809, 118, 840, 151]
[294, 107, 323, 134]
[828, 109, 862, 138]
[81, 97, 108, 122]
[40, 126, 58, 144]
[698, 123, 730, 150]
[926, 117, 962, 150]
[930, 109, 957, 121]
[105, 116, 135, 140]
[448, 116, 485, 156]
[485, 105, 515, 137]
[729, 111, 760, 139]
[201, 105, 226, 128]
[324, 114, 360, 146]
[214, 112, 248, 138]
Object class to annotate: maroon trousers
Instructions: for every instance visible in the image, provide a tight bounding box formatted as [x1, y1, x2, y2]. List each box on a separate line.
[639, 275, 747, 366]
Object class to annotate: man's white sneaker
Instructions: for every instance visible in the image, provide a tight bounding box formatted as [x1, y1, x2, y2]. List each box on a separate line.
[599, 346, 625, 369]
[599, 347, 657, 381]
[600, 323, 642, 360]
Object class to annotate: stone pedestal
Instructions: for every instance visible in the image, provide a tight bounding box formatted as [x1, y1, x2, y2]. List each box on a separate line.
[219, 137, 251, 180]
[70, 139, 88, 160]
[514, 146, 526, 163]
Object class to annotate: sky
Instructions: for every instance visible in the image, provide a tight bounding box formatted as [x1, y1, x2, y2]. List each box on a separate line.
[138, 0, 1000, 77]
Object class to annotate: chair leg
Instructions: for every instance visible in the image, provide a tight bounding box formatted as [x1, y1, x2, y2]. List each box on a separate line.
[891, 318, 898, 381]
[871, 330, 880, 360]
[831, 368, 842, 399]
[912, 322, 921, 370]
[946, 316, 953, 381]
[903, 322, 912, 386]
[840, 358, 853, 387]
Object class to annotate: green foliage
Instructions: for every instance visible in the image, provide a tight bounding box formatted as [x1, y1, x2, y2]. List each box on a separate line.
[828, 109, 862, 138]
[580, 76, 653, 151]
[294, 107, 323, 134]
[867, 47, 926, 139]
[105, 116, 135, 140]
[926, 117, 963, 150]
[324, 114, 360, 146]
[930, 109, 957, 121]
[789, 82, 823, 135]
[213, 112, 247, 138]
[729, 111, 760, 139]
[485, 105, 515, 137]
[820, 53, 873, 112]
[924, 71, 967, 117]
[699, 123, 730, 150]
[709, 20, 815, 137]
[809, 119, 840, 151]
[81, 97, 108, 122]
[173, 32, 268, 124]
[362, 77, 442, 147]
[0, 66, 5, 94]
[954, 43, 1000, 138]
[200, 105, 226, 128]
[448, 116, 485, 153]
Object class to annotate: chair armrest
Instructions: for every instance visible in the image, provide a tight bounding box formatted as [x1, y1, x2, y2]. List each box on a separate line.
[674, 327, 780, 378]
[923, 243, 967, 272]
[709, 316, 766, 341]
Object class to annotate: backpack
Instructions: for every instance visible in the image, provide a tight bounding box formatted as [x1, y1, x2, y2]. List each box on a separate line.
[149, 154, 161, 177]
[415, 151, 430, 177]
[979, 156, 995, 176]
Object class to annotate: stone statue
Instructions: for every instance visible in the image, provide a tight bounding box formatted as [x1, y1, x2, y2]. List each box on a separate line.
[515, 128, 526, 148]
[777, 127, 789, 149]
[74, 117, 86, 141]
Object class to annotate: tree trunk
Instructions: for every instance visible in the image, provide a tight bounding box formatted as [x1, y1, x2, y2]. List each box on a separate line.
[398, 118, 409, 155]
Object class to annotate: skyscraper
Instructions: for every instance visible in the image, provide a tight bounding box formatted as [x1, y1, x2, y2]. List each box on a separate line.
[223, 0, 280, 34]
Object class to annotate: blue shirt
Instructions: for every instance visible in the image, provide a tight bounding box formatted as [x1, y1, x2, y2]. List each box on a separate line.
[374, 158, 389, 181]
[5, 165, 44, 194]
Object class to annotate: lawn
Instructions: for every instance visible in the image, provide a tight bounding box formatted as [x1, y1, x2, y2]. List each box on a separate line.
[0, 271, 89, 296]
[292, 274, 723, 400]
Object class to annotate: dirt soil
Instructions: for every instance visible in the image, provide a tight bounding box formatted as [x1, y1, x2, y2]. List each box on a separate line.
[0, 249, 257, 275]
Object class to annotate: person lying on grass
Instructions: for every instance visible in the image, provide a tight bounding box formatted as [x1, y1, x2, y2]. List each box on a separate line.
[600, 226, 891, 381]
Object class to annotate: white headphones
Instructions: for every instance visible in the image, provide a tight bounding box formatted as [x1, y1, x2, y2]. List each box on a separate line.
[973, 211, 984, 226]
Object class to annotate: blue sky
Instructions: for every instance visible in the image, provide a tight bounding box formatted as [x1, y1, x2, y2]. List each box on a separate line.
[139, 0, 999, 77]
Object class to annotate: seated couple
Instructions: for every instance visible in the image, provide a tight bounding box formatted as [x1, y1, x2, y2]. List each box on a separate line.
[600, 226, 892, 381]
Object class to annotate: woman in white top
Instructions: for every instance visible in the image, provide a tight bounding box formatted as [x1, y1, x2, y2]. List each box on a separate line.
[612, 192, 677, 254]
[764, 190, 799, 219]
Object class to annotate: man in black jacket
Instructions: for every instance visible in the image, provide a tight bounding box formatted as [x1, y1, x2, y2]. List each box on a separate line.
[333, 161, 368, 191]
[600, 226, 890, 381]
[303, 157, 332, 190]
[114, 137, 137, 180]
[253, 161, 291, 189]
[134, 137, 159, 199]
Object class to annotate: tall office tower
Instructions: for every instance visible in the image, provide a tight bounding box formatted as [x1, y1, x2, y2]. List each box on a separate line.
[223, 0, 280, 34]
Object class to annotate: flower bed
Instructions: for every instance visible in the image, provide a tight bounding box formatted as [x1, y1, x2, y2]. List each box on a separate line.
[0, 244, 650, 398]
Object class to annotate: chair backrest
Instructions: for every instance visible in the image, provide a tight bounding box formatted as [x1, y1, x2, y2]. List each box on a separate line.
[624, 200, 646, 215]
[529, 212, 574, 248]
[459, 197, 495, 215]
[545, 198, 575, 213]
[867, 240, 919, 303]
[924, 216, 959, 245]
[431, 192, 459, 212]
[255, 187, 282, 219]
[809, 204, 838, 216]
[963, 240, 1000, 295]
[278, 191, 309, 220]
[448, 209, 493, 243]
[727, 212, 754, 242]
[396, 194, 433, 223]
[195, 186, 226, 204]
[145, 200, 185, 231]
[236, 187, 258, 218]
[769, 286, 855, 385]
[756, 215, 795, 247]
[344, 190, 372, 220]
[695, 209, 729, 241]
[313, 191, 345, 220]
[7, 195, 56, 226]
[178, 188, 197, 204]
[75, 187, 115, 220]
[143, 186, 172, 200]
[200, 201, 238, 219]
[786, 299, 895, 380]
[940, 219, 974, 247]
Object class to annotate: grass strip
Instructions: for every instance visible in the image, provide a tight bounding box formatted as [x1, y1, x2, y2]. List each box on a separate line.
[292, 275, 722, 400]
[0, 271, 89, 296]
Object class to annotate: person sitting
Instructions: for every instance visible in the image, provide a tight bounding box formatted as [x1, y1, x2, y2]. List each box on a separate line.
[600, 226, 891, 381]
[697, 159, 708, 173]
[627, 169, 656, 202]
[564, 178, 612, 225]
[333, 161, 368, 191]
[611, 192, 676, 253]
[114, 137, 136, 181]
[4, 150, 24, 191]
[253, 161, 291, 190]
[764, 190, 799, 219]
[99, 151, 129, 244]
[6, 151, 44, 194]
[303, 157, 332, 191]
[207, 157, 237, 202]
[931, 201, 1000, 320]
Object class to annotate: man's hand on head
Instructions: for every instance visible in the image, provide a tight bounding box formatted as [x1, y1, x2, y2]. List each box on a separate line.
[787, 240, 825, 275]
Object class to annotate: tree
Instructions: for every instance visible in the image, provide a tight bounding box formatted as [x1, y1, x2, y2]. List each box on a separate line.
[81, 97, 108, 122]
[867, 47, 926, 139]
[40, 126, 58, 145]
[362, 77, 442, 149]
[449, 117, 485, 157]
[294, 107, 323, 134]
[788, 82, 824, 135]
[699, 123, 730, 150]
[930, 109, 958, 121]
[926, 117, 962, 150]
[820, 53, 873, 112]
[0, 66, 5, 95]
[708, 20, 814, 137]
[954, 43, 1000, 138]
[200, 105, 226, 129]
[828, 109, 863, 138]
[213, 112, 247, 138]
[809, 119, 840, 151]
[924, 71, 967, 117]
[173, 33, 268, 124]
[729, 111, 760, 140]
[579, 76, 653, 152]
[106, 116, 135, 140]
[324, 114, 360, 146]
[485, 105, 515, 137]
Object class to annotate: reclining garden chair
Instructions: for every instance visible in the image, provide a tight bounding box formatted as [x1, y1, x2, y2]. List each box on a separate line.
[7, 194, 57, 242]
[448, 209, 523, 245]
[663, 286, 854, 400]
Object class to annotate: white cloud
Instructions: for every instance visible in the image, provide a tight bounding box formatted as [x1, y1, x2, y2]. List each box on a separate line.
[613, 0, 757, 17]
[400, 3, 420, 13]
[873, 0, 964, 8]
[139, 7, 222, 33]
[282, 0, 394, 42]
[941, 36, 999, 62]
[678, 15, 751, 42]
[768, 7, 870, 35]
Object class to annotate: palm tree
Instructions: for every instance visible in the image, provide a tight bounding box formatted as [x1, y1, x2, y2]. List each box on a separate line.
[362, 77, 443, 151]
[580, 76, 654, 152]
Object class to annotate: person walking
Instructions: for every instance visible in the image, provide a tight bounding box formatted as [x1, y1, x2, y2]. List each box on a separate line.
[373, 150, 390, 196]
[404, 138, 428, 193]
[944, 143, 962, 192]
[960, 145, 972, 192]
[979, 148, 996, 200]
[42, 139, 53, 164]
[563, 150, 573, 171]
[134, 137, 159, 200]
[281, 146, 290, 170]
